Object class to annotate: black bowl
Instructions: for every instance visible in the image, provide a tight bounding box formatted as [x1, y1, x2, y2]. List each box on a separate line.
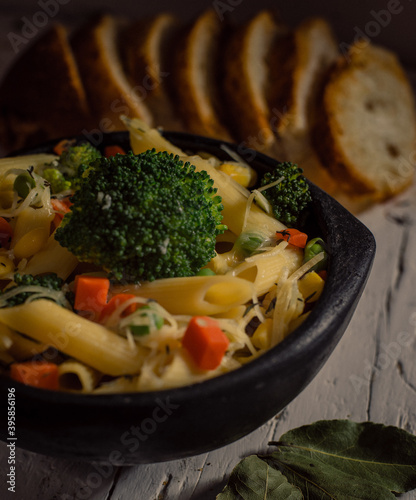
[0, 131, 375, 464]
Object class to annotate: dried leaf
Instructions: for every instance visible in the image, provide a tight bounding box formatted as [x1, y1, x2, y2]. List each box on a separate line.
[269, 420, 416, 499]
[219, 420, 416, 499]
[216, 455, 303, 499]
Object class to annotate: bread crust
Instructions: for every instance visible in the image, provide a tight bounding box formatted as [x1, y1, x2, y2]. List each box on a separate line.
[173, 9, 232, 140]
[0, 23, 91, 152]
[313, 41, 416, 199]
[267, 17, 339, 193]
[223, 10, 287, 153]
[122, 13, 184, 131]
[0, 11, 414, 208]
[71, 14, 153, 131]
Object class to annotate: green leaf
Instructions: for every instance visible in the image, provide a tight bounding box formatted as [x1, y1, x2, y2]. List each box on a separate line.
[269, 419, 416, 499]
[216, 455, 303, 500]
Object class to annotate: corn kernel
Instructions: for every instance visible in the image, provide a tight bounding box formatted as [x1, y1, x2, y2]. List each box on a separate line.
[252, 318, 273, 350]
[218, 162, 256, 188]
[0, 255, 14, 277]
[298, 271, 325, 303]
[13, 227, 49, 260]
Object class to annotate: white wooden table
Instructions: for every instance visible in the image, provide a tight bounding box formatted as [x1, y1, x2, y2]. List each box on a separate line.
[1, 3, 416, 499]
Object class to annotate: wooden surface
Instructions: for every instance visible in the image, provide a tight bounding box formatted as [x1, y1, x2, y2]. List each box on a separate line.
[1, 6, 416, 499]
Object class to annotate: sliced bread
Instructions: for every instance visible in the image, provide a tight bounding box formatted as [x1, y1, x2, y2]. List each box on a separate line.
[71, 14, 153, 132]
[0, 23, 91, 152]
[267, 17, 340, 193]
[223, 10, 288, 155]
[173, 9, 232, 140]
[313, 41, 416, 199]
[122, 13, 184, 131]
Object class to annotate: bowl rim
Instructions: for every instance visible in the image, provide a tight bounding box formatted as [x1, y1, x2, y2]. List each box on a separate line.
[1, 130, 376, 407]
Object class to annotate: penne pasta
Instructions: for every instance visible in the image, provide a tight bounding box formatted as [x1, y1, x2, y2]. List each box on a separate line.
[0, 124, 327, 393]
[0, 300, 146, 376]
[58, 359, 101, 392]
[23, 231, 79, 279]
[0, 154, 58, 175]
[11, 206, 54, 246]
[229, 243, 303, 296]
[113, 275, 255, 316]
[2, 327, 49, 361]
[11, 206, 54, 260]
[184, 155, 286, 236]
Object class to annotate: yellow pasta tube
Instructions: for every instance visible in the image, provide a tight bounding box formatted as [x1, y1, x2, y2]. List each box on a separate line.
[0, 323, 48, 363]
[113, 275, 255, 316]
[0, 300, 145, 376]
[0, 154, 58, 175]
[2, 327, 49, 361]
[124, 117, 183, 156]
[13, 227, 50, 260]
[58, 360, 100, 392]
[184, 155, 286, 236]
[229, 244, 303, 296]
[11, 206, 54, 247]
[24, 231, 79, 279]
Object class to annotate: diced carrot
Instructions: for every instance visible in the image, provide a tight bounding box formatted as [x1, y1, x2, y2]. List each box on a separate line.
[51, 198, 72, 224]
[74, 276, 110, 313]
[51, 198, 72, 213]
[182, 316, 229, 371]
[104, 145, 126, 157]
[51, 198, 72, 228]
[99, 293, 137, 322]
[0, 217, 13, 248]
[10, 361, 59, 390]
[53, 138, 74, 156]
[276, 228, 308, 248]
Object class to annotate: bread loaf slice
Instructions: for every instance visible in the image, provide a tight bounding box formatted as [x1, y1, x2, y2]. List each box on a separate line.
[223, 10, 287, 156]
[72, 14, 153, 131]
[173, 9, 232, 140]
[267, 17, 339, 193]
[313, 41, 416, 199]
[0, 23, 91, 152]
[122, 13, 184, 131]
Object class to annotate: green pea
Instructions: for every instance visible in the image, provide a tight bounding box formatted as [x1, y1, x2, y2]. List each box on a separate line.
[130, 325, 151, 337]
[303, 237, 328, 272]
[13, 173, 36, 199]
[129, 306, 164, 337]
[235, 232, 264, 257]
[196, 268, 216, 276]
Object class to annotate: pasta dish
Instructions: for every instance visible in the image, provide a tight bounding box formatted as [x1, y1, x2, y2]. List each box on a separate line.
[0, 119, 326, 392]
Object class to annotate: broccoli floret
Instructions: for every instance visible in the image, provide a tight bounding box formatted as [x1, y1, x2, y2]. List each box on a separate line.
[1, 273, 65, 307]
[44, 143, 102, 194]
[55, 150, 227, 283]
[259, 162, 312, 226]
[58, 143, 102, 179]
[42, 169, 72, 194]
